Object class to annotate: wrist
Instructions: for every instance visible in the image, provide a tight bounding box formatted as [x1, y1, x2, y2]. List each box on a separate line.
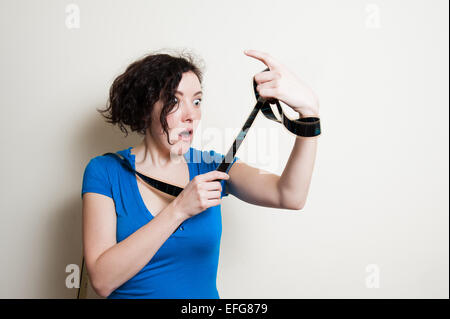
[295, 105, 319, 118]
[169, 197, 188, 222]
[299, 112, 320, 118]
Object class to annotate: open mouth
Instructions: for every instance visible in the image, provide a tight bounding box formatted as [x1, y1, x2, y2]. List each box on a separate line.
[178, 128, 193, 141]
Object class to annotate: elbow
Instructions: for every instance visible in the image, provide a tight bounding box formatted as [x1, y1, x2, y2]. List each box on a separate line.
[278, 190, 305, 210]
[283, 201, 304, 210]
[85, 257, 115, 298]
[285, 194, 306, 209]
[97, 286, 112, 299]
[277, 183, 305, 210]
[91, 280, 112, 298]
[280, 196, 305, 210]
[90, 274, 113, 298]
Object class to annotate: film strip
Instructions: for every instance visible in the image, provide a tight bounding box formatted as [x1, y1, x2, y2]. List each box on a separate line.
[103, 67, 321, 197]
[77, 68, 321, 298]
[216, 67, 321, 173]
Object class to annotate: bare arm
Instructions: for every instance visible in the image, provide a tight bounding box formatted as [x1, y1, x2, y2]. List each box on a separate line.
[82, 192, 186, 298]
[225, 161, 284, 208]
[277, 135, 319, 209]
[82, 170, 228, 298]
[226, 134, 318, 210]
[226, 49, 321, 210]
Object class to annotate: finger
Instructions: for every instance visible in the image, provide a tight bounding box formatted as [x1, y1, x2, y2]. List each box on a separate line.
[205, 181, 222, 191]
[244, 50, 279, 69]
[257, 86, 279, 100]
[256, 80, 279, 100]
[207, 198, 222, 208]
[254, 70, 279, 84]
[201, 171, 229, 182]
[206, 190, 221, 200]
[256, 80, 278, 91]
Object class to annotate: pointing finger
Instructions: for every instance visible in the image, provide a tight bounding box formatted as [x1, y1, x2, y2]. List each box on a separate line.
[244, 49, 279, 69]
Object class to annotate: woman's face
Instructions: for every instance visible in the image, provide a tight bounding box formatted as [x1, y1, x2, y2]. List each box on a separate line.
[149, 71, 202, 157]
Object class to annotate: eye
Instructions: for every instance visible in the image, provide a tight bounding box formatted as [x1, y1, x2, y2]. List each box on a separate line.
[193, 98, 202, 107]
[167, 97, 180, 114]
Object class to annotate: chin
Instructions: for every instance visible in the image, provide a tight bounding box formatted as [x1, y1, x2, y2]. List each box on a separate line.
[170, 141, 191, 157]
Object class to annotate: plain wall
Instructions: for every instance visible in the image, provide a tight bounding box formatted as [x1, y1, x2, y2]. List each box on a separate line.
[0, 0, 448, 298]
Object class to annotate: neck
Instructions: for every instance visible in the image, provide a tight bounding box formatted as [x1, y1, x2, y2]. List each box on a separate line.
[131, 134, 183, 168]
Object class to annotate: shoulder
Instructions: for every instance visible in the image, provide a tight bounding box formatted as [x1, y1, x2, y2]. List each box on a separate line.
[83, 151, 125, 176]
[86, 154, 116, 169]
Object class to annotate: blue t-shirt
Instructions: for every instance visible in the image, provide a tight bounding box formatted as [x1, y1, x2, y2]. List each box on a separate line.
[81, 146, 238, 299]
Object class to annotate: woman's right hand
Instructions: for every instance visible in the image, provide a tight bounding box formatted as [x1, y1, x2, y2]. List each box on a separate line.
[172, 171, 230, 219]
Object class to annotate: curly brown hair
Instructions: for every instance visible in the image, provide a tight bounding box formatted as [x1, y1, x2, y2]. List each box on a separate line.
[97, 49, 204, 144]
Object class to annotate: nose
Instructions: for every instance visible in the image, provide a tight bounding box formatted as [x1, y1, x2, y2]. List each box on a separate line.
[180, 98, 200, 122]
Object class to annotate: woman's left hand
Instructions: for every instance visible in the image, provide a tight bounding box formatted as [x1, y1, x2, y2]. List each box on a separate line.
[244, 49, 320, 118]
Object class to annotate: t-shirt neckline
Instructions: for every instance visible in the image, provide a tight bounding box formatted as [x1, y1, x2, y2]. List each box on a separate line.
[123, 146, 193, 222]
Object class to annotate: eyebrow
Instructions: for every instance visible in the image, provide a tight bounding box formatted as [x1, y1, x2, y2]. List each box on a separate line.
[175, 90, 203, 96]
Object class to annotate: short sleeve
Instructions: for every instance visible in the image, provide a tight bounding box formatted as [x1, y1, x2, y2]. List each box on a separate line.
[81, 157, 113, 199]
[203, 150, 239, 198]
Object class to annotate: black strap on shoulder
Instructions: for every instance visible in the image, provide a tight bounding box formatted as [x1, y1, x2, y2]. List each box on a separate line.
[101, 68, 321, 197]
[102, 152, 184, 197]
[78, 68, 321, 298]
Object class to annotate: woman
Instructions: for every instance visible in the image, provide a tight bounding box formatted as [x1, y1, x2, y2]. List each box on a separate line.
[81, 49, 320, 299]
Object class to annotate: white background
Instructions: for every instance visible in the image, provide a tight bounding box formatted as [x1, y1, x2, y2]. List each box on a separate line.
[0, 0, 448, 298]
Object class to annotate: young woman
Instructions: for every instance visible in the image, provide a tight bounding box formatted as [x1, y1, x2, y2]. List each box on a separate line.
[81, 49, 320, 299]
